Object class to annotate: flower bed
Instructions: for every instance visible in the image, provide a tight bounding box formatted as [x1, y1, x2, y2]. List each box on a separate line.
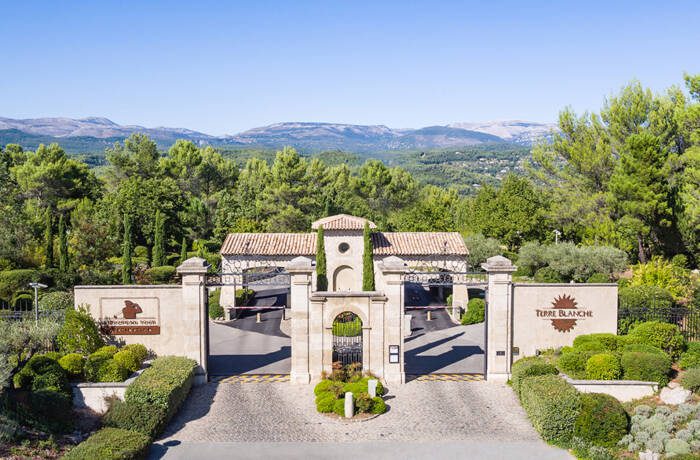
[314, 364, 387, 418]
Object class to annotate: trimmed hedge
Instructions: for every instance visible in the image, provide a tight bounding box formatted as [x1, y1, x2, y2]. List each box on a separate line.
[63, 427, 150, 460]
[208, 289, 223, 319]
[679, 342, 700, 370]
[627, 321, 686, 360]
[143, 266, 177, 284]
[620, 351, 672, 386]
[125, 356, 197, 420]
[103, 399, 168, 439]
[518, 375, 581, 444]
[510, 356, 558, 396]
[585, 353, 621, 380]
[573, 393, 628, 447]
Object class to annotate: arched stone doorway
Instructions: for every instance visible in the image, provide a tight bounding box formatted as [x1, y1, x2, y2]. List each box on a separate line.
[332, 265, 354, 291]
[332, 311, 363, 367]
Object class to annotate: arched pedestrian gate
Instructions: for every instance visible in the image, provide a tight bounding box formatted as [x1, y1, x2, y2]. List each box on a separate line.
[332, 311, 363, 366]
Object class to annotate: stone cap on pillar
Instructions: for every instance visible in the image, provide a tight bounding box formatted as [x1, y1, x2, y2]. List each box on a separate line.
[286, 256, 313, 273]
[176, 257, 210, 275]
[378, 255, 407, 274]
[481, 255, 517, 273]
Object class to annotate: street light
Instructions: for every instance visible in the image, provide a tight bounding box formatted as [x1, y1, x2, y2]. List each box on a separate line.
[28, 282, 47, 325]
[554, 230, 562, 245]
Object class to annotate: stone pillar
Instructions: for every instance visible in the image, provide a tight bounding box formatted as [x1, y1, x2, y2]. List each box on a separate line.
[177, 257, 211, 385]
[482, 255, 516, 382]
[287, 256, 313, 384]
[378, 256, 407, 385]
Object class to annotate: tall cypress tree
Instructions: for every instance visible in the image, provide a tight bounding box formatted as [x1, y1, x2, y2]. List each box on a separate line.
[362, 222, 375, 291]
[44, 209, 54, 268]
[179, 237, 188, 265]
[58, 214, 69, 272]
[122, 214, 133, 284]
[316, 226, 328, 291]
[152, 210, 165, 267]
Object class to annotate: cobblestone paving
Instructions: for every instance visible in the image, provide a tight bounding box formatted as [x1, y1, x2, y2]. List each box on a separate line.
[160, 380, 539, 443]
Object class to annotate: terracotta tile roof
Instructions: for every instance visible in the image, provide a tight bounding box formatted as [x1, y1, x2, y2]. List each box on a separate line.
[371, 232, 468, 256]
[311, 214, 377, 230]
[220, 233, 316, 256]
[221, 230, 468, 257]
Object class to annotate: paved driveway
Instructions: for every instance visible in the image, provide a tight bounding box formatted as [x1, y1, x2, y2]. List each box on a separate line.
[405, 309, 485, 375]
[208, 310, 291, 375]
[150, 379, 569, 459]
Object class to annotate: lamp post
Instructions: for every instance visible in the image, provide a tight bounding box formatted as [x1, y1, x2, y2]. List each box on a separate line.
[28, 282, 47, 325]
[554, 230, 561, 245]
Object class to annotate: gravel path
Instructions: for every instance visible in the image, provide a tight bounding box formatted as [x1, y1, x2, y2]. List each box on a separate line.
[160, 380, 539, 443]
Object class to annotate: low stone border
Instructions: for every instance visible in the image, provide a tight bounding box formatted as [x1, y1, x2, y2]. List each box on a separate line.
[71, 362, 151, 413]
[319, 411, 382, 423]
[562, 374, 658, 402]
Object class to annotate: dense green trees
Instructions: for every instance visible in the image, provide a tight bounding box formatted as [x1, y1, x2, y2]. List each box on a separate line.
[530, 75, 700, 263]
[0, 73, 699, 288]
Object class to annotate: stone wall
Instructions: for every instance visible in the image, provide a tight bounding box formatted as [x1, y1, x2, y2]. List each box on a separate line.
[73, 258, 210, 384]
[511, 283, 618, 357]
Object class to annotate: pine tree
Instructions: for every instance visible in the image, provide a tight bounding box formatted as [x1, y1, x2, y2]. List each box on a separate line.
[179, 237, 188, 265]
[44, 209, 54, 268]
[316, 226, 328, 291]
[362, 222, 375, 291]
[152, 210, 165, 267]
[122, 214, 133, 284]
[58, 214, 69, 272]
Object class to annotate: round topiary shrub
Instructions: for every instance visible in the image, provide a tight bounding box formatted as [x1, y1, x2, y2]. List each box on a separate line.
[95, 345, 118, 356]
[621, 351, 672, 387]
[585, 353, 621, 380]
[13, 355, 70, 396]
[96, 359, 130, 383]
[58, 353, 85, 377]
[315, 392, 336, 413]
[114, 349, 140, 373]
[622, 343, 668, 357]
[57, 307, 105, 355]
[680, 368, 700, 393]
[573, 393, 628, 447]
[371, 397, 386, 414]
[627, 321, 686, 360]
[461, 298, 485, 325]
[314, 379, 338, 396]
[123, 344, 148, 364]
[143, 266, 177, 284]
[557, 350, 595, 379]
[333, 398, 346, 417]
[84, 352, 113, 382]
[573, 333, 621, 352]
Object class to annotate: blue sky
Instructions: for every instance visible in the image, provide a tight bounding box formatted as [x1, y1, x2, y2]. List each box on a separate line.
[1, 1, 699, 135]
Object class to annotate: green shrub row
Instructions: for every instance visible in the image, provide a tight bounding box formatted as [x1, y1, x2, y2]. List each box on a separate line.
[124, 356, 197, 421]
[313, 375, 387, 416]
[514, 362, 628, 448]
[63, 427, 151, 460]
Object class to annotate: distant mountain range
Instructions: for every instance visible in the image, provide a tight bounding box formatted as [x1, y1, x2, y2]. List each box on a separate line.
[0, 116, 557, 153]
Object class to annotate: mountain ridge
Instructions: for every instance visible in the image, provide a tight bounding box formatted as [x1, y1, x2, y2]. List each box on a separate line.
[0, 116, 557, 153]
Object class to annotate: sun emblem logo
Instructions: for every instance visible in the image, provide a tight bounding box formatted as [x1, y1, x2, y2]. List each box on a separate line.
[550, 294, 578, 333]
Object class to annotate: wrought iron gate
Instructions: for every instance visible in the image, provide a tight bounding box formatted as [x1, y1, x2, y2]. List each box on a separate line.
[332, 335, 363, 366]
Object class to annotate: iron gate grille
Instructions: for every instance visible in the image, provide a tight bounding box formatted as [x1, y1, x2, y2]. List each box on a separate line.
[332, 335, 363, 366]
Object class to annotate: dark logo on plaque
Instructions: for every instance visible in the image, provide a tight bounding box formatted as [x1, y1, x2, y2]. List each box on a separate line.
[536, 294, 592, 333]
[100, 300, 160, 335]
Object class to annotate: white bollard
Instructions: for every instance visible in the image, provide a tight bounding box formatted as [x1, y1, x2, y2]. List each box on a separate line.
[256, 312, 261, 323]
[427, 310, 432, 321]
[368, 379, 378, 398]
[344, 392, 354, 418]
